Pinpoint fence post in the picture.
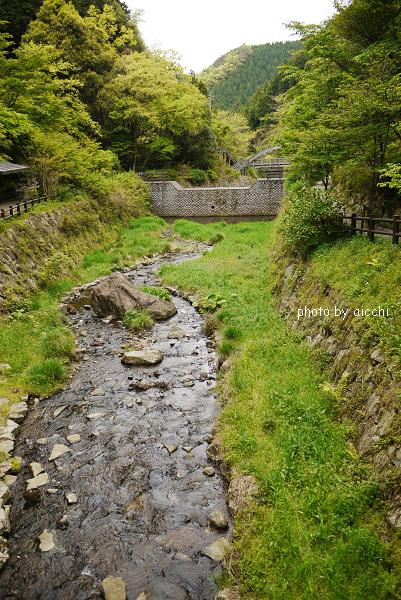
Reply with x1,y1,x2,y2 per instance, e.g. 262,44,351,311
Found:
392,215,400,245
0,209,4,219
9,205,13,217
17,203,21,216
24,201,28,212
368,216,375,241
351,213,357,236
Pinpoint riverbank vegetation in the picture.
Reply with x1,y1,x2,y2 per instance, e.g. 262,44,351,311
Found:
0,215,167,404
161,219,401,599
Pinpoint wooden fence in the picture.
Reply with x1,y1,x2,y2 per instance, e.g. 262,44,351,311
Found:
345,213,401,244
0,195,51,220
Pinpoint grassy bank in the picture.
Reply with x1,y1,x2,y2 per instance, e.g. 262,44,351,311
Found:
0,216,168,410
160,220,401,599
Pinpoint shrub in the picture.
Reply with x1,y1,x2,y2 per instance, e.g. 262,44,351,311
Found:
141,286,172,301
122,309,154,332
188,168,209,185
280,187,348,257
28,358,66,394
224,325,242,341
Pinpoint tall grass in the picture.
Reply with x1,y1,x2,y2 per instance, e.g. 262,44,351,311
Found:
160,220,401,599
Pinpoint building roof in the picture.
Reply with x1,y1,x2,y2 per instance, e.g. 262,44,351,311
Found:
0,161,30,175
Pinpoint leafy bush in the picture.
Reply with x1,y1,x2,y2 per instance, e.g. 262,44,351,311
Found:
122,309,154,332
193,292,227,313
188,168,209,185
141,286,172,301
280,187,348,257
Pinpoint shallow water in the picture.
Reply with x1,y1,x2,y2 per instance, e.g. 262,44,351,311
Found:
0,247,229,599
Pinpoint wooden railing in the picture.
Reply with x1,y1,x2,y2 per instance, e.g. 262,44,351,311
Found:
0,195,52,220
344,213,401,244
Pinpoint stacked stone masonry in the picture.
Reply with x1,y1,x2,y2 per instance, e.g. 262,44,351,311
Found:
150,178,284,218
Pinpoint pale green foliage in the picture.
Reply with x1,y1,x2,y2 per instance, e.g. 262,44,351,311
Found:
122,309,154,332
212,109,252,158
99,52,210,169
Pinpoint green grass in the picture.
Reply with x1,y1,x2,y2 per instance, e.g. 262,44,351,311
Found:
0,216,167,409
160,219,401,599
173,218,226,244
140,286,172,301
304,236,401,359
122,309,154,332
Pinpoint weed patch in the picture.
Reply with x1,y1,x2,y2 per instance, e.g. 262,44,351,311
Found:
122,309,154,332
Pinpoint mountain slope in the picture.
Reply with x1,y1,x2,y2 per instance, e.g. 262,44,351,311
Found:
200,41,300,110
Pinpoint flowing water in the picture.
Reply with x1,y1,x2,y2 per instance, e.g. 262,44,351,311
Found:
0,245,230,599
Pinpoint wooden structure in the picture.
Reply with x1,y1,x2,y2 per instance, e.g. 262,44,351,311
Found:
345,213,401,244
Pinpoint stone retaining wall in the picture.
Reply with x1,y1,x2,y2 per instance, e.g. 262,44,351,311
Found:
149,179,283,218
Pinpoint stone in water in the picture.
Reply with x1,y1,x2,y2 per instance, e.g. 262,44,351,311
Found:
49,444,70,461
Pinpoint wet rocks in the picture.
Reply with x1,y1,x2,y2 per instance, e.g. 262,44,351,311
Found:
38,530,55,552
29,462,44,477
208,510,228,530
203,466,216,477
66,493,77,505
122,349,164,366
66,434,81,444
49,444,70,461
0,507,10,536
101,575,126,600
8,401,28,423
91,272,177,321
26,472,49,491
202,537,230,562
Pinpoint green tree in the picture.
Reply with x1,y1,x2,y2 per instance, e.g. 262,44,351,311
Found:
98,52,212,170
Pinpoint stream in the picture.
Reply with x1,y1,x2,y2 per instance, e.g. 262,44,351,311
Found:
0,245,230,600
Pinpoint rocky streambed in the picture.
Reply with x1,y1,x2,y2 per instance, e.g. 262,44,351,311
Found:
0,245,232,600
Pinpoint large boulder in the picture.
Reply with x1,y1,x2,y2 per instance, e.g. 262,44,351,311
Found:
90,273,177,321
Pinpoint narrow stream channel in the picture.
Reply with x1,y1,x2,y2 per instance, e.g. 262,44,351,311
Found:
0,246,230,599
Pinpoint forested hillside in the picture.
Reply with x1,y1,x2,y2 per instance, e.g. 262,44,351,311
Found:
200,41,300,111
251,0,401,215
0,0,254,198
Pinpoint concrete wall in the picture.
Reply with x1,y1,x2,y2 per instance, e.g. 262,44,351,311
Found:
149,178,283,218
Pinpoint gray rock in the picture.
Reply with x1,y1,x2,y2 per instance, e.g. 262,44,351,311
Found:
91,387,105,397
101,575,126,600
49,444,70,461
370,348,385,364
202,537,230,561
26,472,49,491
91,272,177,321
0,482,10,504
203,466,216,477
122,349,164,366
29,462,44,477
0,507,10,536
38,529,55,552
66,434,81,444
208,509,228,530
53,405,67,417
8,401,28,423
228,474,259,516
0,440,13,454
0,538,9,569
66,492,78,504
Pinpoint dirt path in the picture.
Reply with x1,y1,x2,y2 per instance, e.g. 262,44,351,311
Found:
0,246,230,599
